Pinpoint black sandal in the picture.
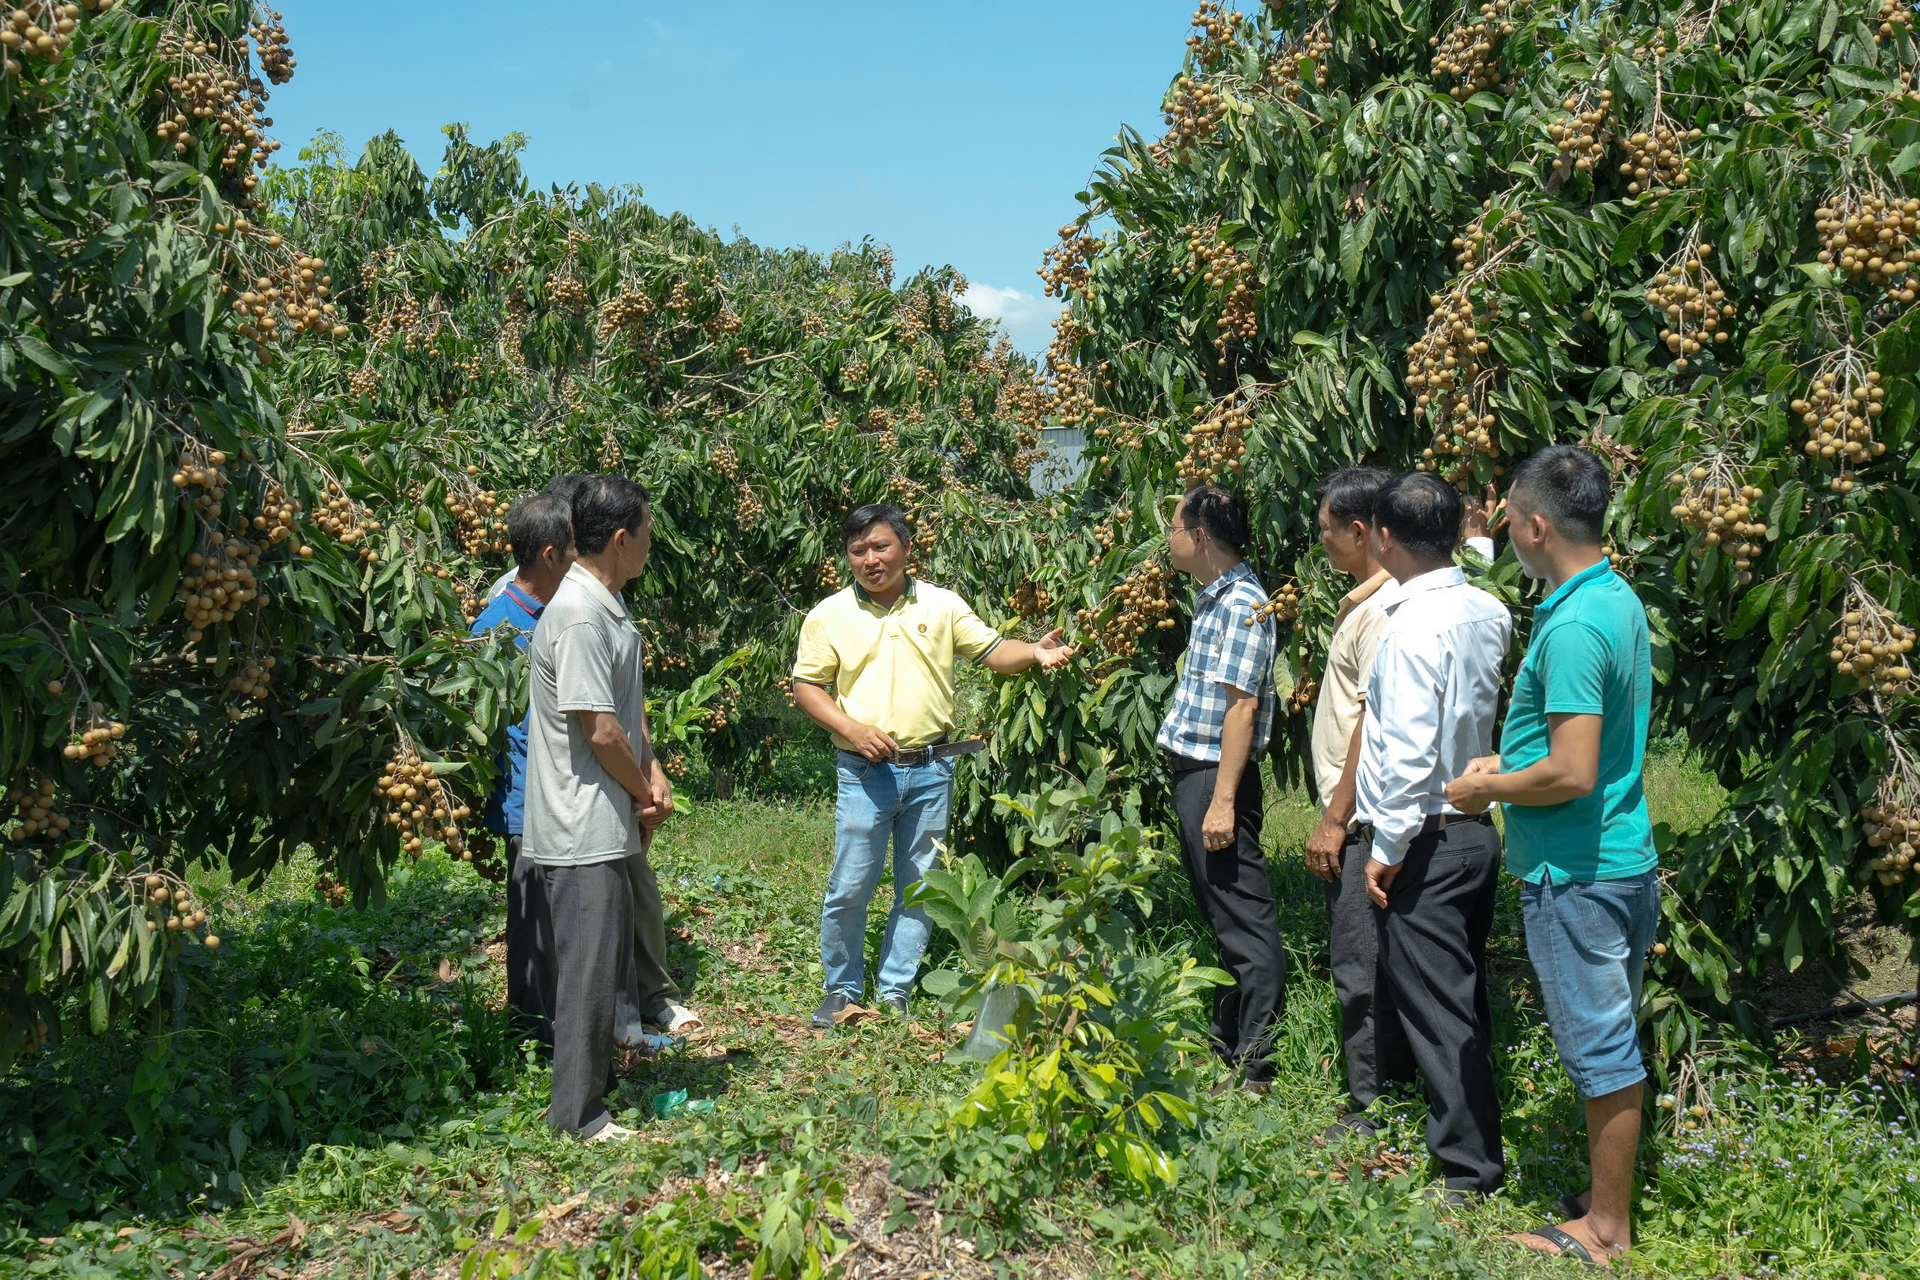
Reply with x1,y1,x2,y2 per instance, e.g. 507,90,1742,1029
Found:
1521,1224,1597,1265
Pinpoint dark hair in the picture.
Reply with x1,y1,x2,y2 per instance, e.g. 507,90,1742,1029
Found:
1177,485,1250,553
546,473,596,506
1372,472,1462,562
1316,466,1394,529
843,503,910,549
506,492,573,569
571,475,651,556
1511,445,1610,545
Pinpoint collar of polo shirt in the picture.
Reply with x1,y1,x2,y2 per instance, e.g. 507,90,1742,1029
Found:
563,561,629,619
852,575,918,608
1532,558,1611,620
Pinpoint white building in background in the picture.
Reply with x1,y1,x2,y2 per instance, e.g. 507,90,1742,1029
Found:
1031,425,1088,494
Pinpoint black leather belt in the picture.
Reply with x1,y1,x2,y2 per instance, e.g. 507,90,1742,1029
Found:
888,739,985,767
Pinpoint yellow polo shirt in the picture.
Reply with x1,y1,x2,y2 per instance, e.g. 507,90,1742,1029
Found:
792,578,1002,751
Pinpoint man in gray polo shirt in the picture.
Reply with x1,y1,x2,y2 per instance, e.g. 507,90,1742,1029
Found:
522,474,669,1142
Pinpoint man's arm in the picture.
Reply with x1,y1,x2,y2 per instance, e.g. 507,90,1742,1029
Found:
792,679,899,762
1201,686,1257,851
574,710,655,808
980,628,1076,675
1306,712,1366,880
634,703,673,833
1447,713,1600,813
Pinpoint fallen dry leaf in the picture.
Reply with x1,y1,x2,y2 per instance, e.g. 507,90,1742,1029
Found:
833,1003,877,1027
546,1191,590,1221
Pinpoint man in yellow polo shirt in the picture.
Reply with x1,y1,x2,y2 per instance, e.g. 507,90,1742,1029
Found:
794,503,1074,1027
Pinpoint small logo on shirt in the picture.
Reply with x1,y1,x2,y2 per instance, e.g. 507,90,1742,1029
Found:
917,623,927,633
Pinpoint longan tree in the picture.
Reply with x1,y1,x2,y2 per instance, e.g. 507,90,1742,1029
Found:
0,1,1041,1062
962,0,1920,1047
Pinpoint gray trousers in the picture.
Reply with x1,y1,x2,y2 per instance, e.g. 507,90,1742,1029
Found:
504,837,553,1050
1327,827,1413,1108
614,842,682,1038
538,858,631,1137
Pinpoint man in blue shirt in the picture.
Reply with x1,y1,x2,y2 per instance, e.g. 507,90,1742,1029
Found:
1447,446,1656,1267
470,491,575,1043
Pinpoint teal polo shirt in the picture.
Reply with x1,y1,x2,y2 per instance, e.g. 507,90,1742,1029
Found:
1500,560,1656,884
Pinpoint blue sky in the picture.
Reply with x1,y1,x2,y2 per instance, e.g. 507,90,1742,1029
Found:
265,2,1198,351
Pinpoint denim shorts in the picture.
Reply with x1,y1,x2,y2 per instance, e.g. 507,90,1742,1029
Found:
1520,869,1661,1099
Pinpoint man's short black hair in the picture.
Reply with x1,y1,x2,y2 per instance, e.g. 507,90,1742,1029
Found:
571,475,651,556
1177,485,1250,553
1372,472,1462,562
1316,466,1394,529
1511,445,1610,546
506,491,573,569
546,473,596,506
843,503,910,549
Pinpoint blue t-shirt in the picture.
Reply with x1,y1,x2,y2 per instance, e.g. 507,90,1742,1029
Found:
1500,561,1656,884
469,582,543,836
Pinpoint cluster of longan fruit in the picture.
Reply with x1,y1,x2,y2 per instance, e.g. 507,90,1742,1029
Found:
1815,191,1919,303
153,29,282,193
1089,508,1133,567
547,274,589,311
699,687,743,731
1795,358,1887,481
248,9,292,82
380,748,470,859
1620,119,1697,197
1649,240,1734,370
63,712,125,765
314,485,381,557
1010,577,1055,620
1076,561,1175,658
140,872,214,946
447,484,508,558
172,446,232,518
597,291,654,343
1185,1,1245,65
1262,22,1331,100
1181,226,1257,360
178,537,268,639
1877,0,1912,41
1178,402,1252,486
1549,88,1611,179
704,306,744,342
1863,789,1920,884
1830,601,1915,696
1248,581,1302,626
2,2,110,76
1038,224,1097,300
314,870,348,908
1160,75,1228,160
1669,467,1767,586
1449,200,1528,271
711,442,740,480
224,654,275,714
665,279,695,316
1430,1,1516,99
367,292,425,351
735,483,764,528
1408,287,1500,476
7,776,69,841
249,478,302,549
800,313,828,339
1287,675,1320,714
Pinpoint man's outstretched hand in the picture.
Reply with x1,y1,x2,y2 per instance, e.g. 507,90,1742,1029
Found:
1463,482,1505,543
1034,628,1077,673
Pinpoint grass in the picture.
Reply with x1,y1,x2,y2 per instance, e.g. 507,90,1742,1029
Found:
3,746,1916,1279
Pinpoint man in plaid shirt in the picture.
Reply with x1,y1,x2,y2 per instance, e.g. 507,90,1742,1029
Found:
1158,485,1284,1092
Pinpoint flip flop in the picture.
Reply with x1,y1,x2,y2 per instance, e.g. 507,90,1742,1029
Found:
661,1003,703,1035
1519,1224,1598,1266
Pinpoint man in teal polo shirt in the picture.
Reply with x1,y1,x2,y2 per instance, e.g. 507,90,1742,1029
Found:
1446,445,1655,1268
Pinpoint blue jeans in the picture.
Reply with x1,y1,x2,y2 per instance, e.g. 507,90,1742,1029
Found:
820,751,955,1001
1521,869,1661,1099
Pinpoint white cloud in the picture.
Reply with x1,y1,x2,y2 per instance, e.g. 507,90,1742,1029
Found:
960,283,1060,356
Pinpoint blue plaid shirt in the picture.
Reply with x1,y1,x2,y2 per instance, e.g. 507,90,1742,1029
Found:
1156,561,1278,763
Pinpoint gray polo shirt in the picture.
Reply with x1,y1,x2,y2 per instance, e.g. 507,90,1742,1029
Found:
522,562,646,866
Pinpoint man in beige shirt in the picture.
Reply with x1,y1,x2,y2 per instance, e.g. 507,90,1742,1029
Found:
1304,467,1411,1139
1309,472,1501,1140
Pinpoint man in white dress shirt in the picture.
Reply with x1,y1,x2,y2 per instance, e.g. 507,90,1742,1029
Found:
1354,471,1514,1201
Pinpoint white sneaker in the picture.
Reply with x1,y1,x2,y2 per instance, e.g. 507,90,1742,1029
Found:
584,1121,640,1143
661,1003,703,1034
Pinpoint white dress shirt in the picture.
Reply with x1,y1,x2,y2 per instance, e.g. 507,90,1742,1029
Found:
1355,565,1513,866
